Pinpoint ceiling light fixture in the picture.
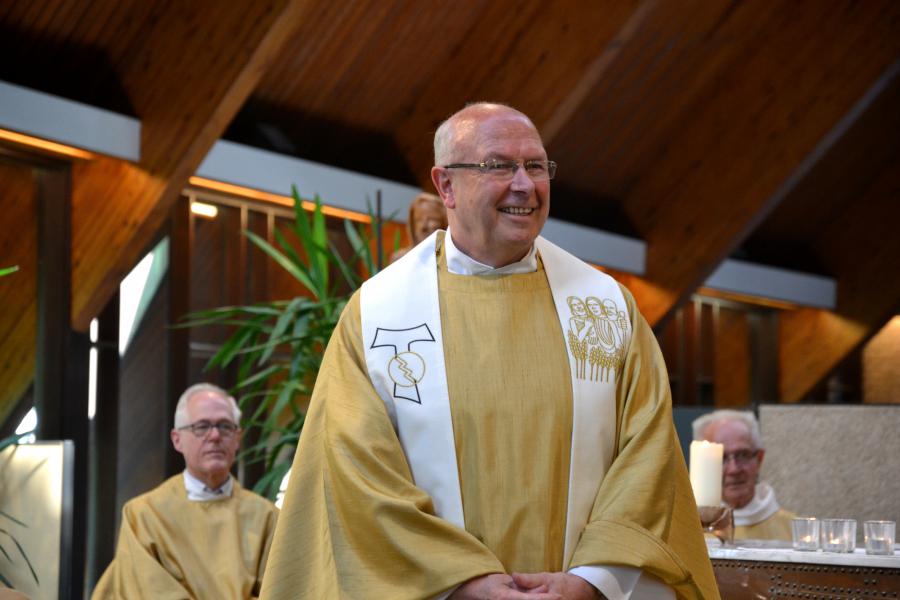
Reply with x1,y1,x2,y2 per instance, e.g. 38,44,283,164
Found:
190,201,219,219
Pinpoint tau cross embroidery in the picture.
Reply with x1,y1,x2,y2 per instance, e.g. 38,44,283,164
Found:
370,324,435,403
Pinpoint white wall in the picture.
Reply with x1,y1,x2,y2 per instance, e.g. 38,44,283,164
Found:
760,405,900,541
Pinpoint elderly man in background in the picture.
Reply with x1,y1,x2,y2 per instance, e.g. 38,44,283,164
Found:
93,383,278,599
693,409,795,540
261,103,719,600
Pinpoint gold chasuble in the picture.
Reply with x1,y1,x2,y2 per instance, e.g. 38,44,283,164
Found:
260,239,719,600
735,508,796,541
92,475,278,600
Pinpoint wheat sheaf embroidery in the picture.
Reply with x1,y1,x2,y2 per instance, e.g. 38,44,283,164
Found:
566,296,627,382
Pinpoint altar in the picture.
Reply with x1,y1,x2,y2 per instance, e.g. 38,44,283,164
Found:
708,540,900,599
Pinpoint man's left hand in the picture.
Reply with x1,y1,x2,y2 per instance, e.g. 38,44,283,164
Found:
511,572,604,599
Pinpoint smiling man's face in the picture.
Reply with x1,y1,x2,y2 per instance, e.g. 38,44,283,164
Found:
171,390,241,488
432,106,550,267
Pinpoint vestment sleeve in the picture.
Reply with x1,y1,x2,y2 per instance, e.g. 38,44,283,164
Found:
568,286,720,600
259,293,504,600
90,501,192,600
569,565,675,600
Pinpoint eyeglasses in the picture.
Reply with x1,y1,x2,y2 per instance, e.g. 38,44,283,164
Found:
178,420,240,438
443,159,557,181
723,449,760,466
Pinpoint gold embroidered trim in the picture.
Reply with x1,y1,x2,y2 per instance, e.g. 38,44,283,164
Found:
566,296,627,382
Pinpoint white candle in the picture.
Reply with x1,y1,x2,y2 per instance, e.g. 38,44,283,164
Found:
690,440,723,506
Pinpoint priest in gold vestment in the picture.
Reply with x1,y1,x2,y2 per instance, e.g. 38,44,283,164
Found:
92,384,278,599
260,104,719,600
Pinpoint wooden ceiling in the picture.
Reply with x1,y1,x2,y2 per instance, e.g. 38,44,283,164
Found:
1,0,899,422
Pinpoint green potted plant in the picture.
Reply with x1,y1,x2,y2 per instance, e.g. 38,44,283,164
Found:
182,188,387,500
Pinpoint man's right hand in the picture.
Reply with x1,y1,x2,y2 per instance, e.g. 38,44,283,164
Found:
449,573,562,600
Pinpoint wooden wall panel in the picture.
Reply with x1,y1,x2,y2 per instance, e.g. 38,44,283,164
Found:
714,307,751,408
0,161,37,425
862,317,900,404
246,210,270,305
189,204,243,347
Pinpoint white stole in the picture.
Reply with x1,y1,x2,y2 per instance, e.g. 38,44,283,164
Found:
360,230,631,567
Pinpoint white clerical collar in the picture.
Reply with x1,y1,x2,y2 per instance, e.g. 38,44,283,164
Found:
183,470,234,502
444,229,538,275
733,481,780,526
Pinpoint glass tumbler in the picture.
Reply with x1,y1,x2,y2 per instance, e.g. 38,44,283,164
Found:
820,519,856,553
864,521,895,555
792,517,820,551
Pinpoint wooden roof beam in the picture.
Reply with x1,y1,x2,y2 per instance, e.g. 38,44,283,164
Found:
622,2,900,328
540,0,658,147
391,1,639,189
70,0,310,331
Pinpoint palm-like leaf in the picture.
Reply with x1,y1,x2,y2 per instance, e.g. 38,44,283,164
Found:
181,189,388,499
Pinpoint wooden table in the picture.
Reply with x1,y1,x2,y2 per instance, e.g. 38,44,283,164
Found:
708,541,900,599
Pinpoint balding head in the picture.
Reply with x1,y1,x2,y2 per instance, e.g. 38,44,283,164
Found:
433,103,540,166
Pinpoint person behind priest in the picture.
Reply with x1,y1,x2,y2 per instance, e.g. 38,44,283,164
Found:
92,383,278,599
259,103,719,600
693,409,795,541
390,192,449,263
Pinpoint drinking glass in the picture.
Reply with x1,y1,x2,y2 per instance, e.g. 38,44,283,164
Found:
864,520,895,555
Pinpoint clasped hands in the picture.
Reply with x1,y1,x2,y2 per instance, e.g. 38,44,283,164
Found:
449,572,603,600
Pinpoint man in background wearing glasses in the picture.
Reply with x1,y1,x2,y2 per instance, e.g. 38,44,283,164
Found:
92,383,278,599
693,410,795,541
262,103,718,600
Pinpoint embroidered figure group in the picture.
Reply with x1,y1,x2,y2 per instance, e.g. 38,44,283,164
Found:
566,296,627,382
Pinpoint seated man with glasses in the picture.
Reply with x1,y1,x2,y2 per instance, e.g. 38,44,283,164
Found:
261,103,718,600
93,383,278,599
693,410,795,541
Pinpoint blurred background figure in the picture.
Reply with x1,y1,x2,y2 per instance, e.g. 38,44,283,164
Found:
390,192,448,263
92,383,278,599
693,410,796,541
